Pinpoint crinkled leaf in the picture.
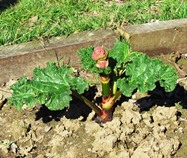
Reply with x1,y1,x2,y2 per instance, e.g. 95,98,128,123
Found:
116,78,137,97
158,65,178,92
70,77,89,94
109,39,131,64
109,40,141,75
117,54,178,97
9,77,37,109
33,62,73,86
9,62,89,110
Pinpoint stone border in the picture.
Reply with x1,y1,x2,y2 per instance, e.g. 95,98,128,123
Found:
0,19,187,84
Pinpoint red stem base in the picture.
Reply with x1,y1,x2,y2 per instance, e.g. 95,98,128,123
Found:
95,108,114,123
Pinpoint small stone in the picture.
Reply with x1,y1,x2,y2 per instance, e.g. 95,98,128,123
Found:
10,142,18,153
87,111,95,121
160,126,166,133
44,126,52,133
59,130,69,138
178,127,184,133
78,116,84,121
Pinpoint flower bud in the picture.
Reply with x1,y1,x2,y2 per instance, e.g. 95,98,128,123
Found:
92,47,108,61
96,60,109,69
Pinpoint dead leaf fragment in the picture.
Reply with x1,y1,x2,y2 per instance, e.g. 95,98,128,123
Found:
28,16,39,27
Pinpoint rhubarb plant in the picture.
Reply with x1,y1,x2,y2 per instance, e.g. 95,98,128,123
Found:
9,40,178,123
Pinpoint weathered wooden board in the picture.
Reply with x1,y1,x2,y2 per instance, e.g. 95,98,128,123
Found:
0,29,118,84
118,18,187,56
0,19,187,85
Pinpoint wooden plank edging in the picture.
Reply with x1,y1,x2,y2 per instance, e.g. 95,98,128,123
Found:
118,18,187,56
0,18,187,84
0,29,118,84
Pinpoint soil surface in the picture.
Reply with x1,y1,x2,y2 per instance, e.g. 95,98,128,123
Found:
0,52,187,158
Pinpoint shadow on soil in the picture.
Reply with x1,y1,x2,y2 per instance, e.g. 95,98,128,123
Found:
35,86,97,123
137,83,187,111
0,0,18,12
34,83,187,123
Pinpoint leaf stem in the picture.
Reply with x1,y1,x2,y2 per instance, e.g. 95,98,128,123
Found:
113,90,122,102
100,75,110,97
112,81,117,95
101,90,121,110
72,91,102,116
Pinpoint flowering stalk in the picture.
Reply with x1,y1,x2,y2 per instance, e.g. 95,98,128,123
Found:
100,76,110,97
92,47,118,122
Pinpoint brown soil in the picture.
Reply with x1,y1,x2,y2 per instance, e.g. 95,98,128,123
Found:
0,52,186,158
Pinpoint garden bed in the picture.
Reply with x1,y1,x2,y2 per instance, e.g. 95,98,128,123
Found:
0,19,187,157
0,73,187,158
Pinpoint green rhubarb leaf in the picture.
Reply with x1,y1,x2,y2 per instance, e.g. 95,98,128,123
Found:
116,78,137,97
158,65,178,92
109,39,141,75
70,77,89,94
109,39,131,64
9,77,37,110
9,62,89,110
77,46,95,72
117,54,178,97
